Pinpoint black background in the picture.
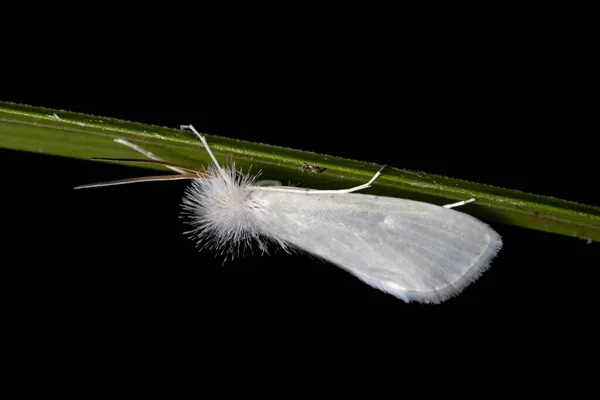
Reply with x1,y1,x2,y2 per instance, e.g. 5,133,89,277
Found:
2,29,598,357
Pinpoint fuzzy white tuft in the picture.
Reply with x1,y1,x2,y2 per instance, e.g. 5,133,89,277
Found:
181,163,289,259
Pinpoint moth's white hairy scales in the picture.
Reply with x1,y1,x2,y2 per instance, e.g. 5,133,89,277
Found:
181,164,290,258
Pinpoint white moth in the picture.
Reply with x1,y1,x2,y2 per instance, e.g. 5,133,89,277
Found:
76,125,502,304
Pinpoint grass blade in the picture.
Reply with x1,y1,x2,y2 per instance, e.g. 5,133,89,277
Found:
1,100,599,242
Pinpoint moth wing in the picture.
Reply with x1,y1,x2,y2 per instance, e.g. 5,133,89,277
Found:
252,190,502,303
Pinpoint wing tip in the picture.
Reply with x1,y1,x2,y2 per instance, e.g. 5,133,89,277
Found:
401,229,503,304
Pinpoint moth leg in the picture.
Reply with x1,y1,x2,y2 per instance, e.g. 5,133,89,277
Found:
180,124,222,171
258,164,387,195
443,198,476,209
114,139,188,174
333,164,387,194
